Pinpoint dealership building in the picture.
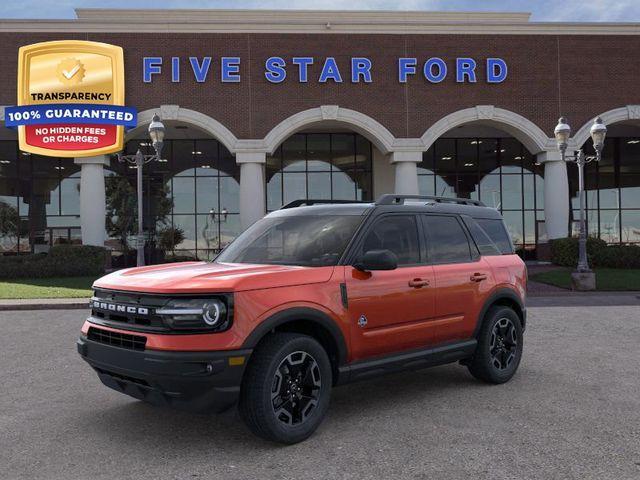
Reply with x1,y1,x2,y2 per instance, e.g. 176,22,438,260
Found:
0,8,639,261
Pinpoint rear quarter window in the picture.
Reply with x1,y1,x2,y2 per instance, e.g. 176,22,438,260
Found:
475,218,514,254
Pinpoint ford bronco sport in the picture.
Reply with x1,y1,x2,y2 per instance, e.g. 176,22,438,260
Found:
78,194,526,444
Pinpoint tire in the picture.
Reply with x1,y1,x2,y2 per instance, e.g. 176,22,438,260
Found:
467,306,523,384
239,333,332,444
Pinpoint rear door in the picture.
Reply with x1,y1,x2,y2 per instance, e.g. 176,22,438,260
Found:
422,214,493,344
345,214,436,360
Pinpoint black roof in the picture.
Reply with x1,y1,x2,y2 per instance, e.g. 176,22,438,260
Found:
270,195,503,220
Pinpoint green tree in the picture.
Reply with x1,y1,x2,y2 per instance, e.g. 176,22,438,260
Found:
105,176,173,252
0,201,21,250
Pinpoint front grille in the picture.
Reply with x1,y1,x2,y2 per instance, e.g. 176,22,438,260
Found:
90,289,169,332
88,327,147,351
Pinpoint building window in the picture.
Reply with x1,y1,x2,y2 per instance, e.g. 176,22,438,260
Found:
419,137,544,253
0,141,81,254
266,133,373,212
114,138,240,261
570,137,640,244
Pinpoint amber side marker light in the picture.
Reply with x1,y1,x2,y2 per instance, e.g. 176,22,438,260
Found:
228,356,246,366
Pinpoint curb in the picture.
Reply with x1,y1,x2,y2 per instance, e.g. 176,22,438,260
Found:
0,301,89,311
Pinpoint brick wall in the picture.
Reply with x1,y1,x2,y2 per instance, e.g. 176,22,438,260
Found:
0,32,638,140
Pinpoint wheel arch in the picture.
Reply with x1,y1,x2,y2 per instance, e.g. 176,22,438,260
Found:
242,307,348,383
473,288,526,338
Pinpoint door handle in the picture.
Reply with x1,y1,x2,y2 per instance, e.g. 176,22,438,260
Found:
408,278,430,288
470,273,488,282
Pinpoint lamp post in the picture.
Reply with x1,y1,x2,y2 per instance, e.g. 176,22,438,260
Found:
117,113,166,267
553,116,607,288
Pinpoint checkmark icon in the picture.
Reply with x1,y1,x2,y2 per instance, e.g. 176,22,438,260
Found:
62,64,80,79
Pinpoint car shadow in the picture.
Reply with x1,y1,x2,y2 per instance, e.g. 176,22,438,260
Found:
76,363,481,451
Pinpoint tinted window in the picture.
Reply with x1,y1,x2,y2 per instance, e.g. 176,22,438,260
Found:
462,217,502,256
216,215,362,266
360,215,420,265
476,218,514,254
423,215,472,263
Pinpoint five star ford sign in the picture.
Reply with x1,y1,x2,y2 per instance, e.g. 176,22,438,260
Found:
4,40,137,157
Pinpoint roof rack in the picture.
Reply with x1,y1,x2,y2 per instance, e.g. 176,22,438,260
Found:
280,199,368,209
376,194,485,207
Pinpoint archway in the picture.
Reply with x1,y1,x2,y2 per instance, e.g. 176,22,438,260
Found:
419,114,549,257
570,107,640,245
262,107,396,211
118,113,241,263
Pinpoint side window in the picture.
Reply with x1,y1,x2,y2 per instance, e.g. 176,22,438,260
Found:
476,218,514,254
360,215,420,265
462,216,502,256
422,215,472,264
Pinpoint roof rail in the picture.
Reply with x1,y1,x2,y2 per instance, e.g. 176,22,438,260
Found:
375,194,485,207
280,199,368,209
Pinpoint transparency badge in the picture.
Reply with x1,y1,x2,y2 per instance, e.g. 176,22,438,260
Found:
5,40,137,157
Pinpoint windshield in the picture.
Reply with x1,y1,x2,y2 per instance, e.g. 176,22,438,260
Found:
215,215,363,267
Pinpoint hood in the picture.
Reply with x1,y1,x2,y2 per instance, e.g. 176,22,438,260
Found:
93,261,335,294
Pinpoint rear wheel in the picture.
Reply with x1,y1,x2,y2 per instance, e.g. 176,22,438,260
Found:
239,333,332,444
467,306,523,384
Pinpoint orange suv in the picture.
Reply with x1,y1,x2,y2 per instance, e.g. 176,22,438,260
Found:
78,194,527,444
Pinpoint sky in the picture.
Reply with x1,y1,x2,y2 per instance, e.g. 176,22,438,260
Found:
1,0,639,22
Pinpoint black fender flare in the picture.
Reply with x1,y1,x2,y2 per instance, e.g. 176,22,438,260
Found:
242,307,349,366
473,288,526,337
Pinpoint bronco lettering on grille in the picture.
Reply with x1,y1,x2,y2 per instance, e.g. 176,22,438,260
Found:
90,300,149,316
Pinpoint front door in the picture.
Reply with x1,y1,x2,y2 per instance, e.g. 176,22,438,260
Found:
346,214,436,360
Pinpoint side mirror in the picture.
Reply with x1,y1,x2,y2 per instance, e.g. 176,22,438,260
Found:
354,249,398,271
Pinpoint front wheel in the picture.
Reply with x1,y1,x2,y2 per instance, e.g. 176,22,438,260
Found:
467,306,523,384
239,333,332,444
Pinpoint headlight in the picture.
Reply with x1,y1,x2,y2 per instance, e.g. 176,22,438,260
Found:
156,297,231,331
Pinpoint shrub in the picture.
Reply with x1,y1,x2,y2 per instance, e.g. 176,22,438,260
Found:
550,237,640,268
0,245,107,279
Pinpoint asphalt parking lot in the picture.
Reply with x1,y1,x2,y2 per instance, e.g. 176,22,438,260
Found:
1,302,639,480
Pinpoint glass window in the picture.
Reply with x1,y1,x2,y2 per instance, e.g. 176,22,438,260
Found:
434,139,456,176
172,177,195,214
282,135,305,172
266,133,373,211
476,218,514,254
361,215,420,265
621,210,640,243
217,214,363,266
307,134,331,171
462,217,501,256
423,215,472,263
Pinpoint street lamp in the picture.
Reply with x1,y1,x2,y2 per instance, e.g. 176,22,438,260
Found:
117,113,166,267
553,116,607,286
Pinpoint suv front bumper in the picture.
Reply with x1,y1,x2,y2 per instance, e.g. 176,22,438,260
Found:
77,335,251,413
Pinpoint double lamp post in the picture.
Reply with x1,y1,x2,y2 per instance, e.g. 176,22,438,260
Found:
117,114,166,267
553,116,607,289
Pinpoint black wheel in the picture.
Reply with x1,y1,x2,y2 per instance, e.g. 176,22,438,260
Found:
467,306,523,384
239,333,332,444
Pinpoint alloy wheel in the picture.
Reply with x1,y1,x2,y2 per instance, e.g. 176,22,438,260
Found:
490,317,518,370
271,351,322,426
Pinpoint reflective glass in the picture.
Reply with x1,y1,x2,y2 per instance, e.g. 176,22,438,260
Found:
599,210,620,243
307,134,331,171
621,210,640,243
196,177,219,214
172,177,195,214
502,211,524,246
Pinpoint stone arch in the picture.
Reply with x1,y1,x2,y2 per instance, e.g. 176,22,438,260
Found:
420,105,553,154
127,105,239,153
263,105,396,155
572,105,640,148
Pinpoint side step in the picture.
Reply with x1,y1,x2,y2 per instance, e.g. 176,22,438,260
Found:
336,339,477,385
